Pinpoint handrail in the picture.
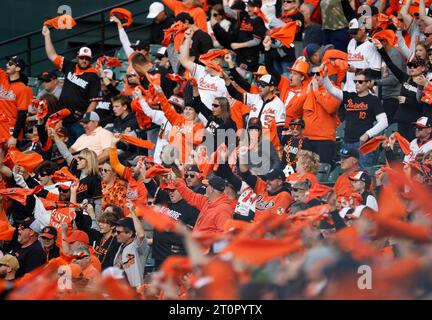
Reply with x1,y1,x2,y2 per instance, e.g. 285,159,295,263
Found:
0,0,152,76
0,0,142,46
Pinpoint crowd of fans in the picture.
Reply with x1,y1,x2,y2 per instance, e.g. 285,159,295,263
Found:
1,0,432,300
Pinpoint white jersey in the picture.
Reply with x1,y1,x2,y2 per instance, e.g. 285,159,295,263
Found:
344,39,381,93
191,64,228,110
404,138,432,163
244,93,286,129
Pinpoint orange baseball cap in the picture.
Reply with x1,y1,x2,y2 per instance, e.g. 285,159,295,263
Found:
64,230,89,245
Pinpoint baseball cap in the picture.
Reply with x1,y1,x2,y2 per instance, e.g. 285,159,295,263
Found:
156,47,168,58
208,176,226,192
245,0,262,7
40,226,58,239
114,217,136,233
147,2,165,19
263,168,286,181
38,70,58,82
77,47,92,58
340,147,360,160
257,74,276,87
413,116,432,128
185,164,202,174
349,170,371,187
5,56,26,71
247,117,262,130
130,40,150,51
80,111,100,123
64,230,90,244
16,217,36,230
288,118,305,128
168,95,185,110
102,69,114,80
0,254,19,271
348,18,360,31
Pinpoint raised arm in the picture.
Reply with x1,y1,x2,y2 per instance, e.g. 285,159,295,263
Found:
400,0,414,27
322,65,344,101
225,53,252,92
127,201,146,246
373,39,408,83
42,26,58,62
178,28,196,73
419,0,432,26
109,135,127,177
111,16,134,57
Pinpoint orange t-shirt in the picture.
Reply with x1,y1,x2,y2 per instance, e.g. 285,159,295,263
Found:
253,178,292,222
0,69,33,140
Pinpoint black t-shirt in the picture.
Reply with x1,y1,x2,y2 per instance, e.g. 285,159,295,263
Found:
236,12,267,65
12,240,47,278
58,58,102,121
93,234,121,270
69,159,102,203
45,245,60,261
152,199,199,266
150,15,176,45
340,92,384,143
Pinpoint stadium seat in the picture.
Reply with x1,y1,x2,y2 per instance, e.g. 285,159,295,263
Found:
327,166,342,184
115,48,128,61
27,77,40,96
336,122,345,140
384,123,398,137
317,163,332,183
149,44,162,61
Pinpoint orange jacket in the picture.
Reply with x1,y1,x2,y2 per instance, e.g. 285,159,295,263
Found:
286,86,341,141
334,172,355,196
159,92,204,163
176,179,233,235
253,178,292,221
162,0,208,32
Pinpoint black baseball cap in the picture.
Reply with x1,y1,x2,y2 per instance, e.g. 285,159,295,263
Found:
15,217,35,229
245,0,262,7
114,217,135,233
208,176,226,192
5,56,26,71
130,40,150,51
288,118,305,128
247,117,262,130
263,168,286,181
340,147,360,160
40,226,58,239
185,164,202,174
38,70,58,82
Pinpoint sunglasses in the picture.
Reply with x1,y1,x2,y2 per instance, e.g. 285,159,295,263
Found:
99,168,111,174
212,103,221,108
166,189,176,193
292,187,306,192
74,255,89,260
425,33,432,37
311,72,320,77
78,56,91,61
354,79,368,84
212,13,220,17
114,230,128,235
257,82,269,88
39,172,50,177
416,126,427,130
284,0,295,3
185,173,197,178
18,225,29,230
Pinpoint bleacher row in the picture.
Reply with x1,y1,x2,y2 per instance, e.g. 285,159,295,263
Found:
27,45,401,186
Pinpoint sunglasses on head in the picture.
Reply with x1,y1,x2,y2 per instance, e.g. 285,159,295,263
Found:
78,56,91,61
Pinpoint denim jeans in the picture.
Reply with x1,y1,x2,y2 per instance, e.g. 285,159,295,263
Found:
273,60,294,77
342,141,376,169
323,28,350,52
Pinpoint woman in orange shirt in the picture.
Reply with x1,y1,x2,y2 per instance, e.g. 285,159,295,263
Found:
150,85,204,164
162,0,208,32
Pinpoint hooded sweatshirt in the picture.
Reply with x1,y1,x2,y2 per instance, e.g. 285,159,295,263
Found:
176,179,233,235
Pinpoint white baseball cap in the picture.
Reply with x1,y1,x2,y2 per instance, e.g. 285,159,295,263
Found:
77,47,92,58
156,46,168,56
102,69,114,80
414,116,431,128
81,111,100,123
348,18,359,30
147,2,165,19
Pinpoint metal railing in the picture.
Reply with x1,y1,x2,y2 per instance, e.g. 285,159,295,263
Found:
0,0,152,76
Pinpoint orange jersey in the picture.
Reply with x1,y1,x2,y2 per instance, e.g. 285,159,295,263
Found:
159,93,204,163
253,178,292,222
0,69,32,140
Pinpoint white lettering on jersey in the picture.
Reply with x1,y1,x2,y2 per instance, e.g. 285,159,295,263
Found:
67,72,89,89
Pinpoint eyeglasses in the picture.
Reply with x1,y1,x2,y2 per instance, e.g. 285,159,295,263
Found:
99,168,111,174
78,56,91,61
212,103,221,108
185,173,197,178
354,79,367,84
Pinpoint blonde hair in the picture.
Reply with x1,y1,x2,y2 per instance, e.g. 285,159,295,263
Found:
79,149,99,176
297,150,320,174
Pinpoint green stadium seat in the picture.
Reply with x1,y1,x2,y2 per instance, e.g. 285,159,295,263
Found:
27,77,40,96
327,166,342,184
384,123,398,137
317,163,332,183
336,122,345,140
115,48,128,61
